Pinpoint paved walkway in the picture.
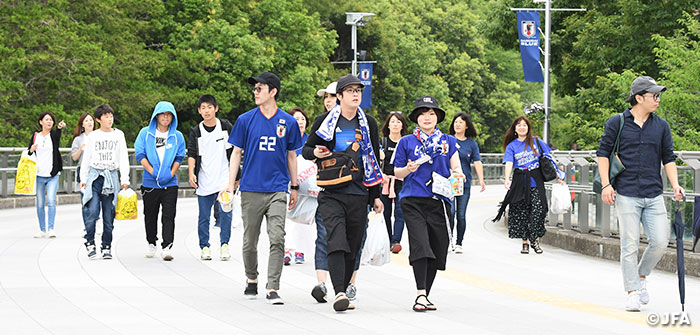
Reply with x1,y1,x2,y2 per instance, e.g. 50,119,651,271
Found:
1,186,698,334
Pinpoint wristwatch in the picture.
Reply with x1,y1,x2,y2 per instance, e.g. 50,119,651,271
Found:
290,184,300,191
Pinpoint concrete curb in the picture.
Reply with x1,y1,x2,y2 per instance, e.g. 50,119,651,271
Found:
540,225,700,278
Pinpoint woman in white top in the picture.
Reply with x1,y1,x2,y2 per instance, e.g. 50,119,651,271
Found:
71,113,95,185
28,112,66,238
71,113,96,226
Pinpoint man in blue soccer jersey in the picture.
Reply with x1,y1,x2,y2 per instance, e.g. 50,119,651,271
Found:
224,72,302,305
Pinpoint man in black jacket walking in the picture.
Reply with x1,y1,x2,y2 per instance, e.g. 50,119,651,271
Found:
302,74,384,312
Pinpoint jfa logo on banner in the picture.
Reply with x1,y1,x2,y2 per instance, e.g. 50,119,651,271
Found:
360,69,371,80
521,21,536,38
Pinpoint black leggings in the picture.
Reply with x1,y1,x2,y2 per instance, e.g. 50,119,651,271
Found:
328,251,356,295
412,257,439,295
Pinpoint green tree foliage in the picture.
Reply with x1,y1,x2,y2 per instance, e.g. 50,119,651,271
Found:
320,0,539,151
1,0,697,155
0,0,337,147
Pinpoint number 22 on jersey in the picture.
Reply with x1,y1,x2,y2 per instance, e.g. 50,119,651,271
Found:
259,136,276,151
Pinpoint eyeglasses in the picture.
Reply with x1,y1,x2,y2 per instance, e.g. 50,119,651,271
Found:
389,111,402,115
643,92,662,101
251,87,266,94
343,88,363,94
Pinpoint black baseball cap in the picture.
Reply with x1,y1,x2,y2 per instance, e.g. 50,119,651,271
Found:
247,72,281,94
336,74,364,94
626,76,666,103
409,96,445,123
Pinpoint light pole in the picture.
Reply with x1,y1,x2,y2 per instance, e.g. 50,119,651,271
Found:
511,1,585,143
345,12,375,76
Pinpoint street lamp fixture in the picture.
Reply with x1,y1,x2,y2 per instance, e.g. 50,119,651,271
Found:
346,12,375,75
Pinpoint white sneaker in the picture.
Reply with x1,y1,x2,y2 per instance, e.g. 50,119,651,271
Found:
625,291,641,312
639,277,649,305
454,245,463,254
33,231,46,238
161,245,173,261
145,244,156,258
201,246,212,260
47,230,56,238
220,244,230,261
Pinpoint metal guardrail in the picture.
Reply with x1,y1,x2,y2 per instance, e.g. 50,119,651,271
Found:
1,148,697,248
0,147,190,197
467,151,697,248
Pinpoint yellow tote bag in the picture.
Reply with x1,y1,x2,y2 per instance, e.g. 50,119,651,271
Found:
115,188,138,220
14,150,38,195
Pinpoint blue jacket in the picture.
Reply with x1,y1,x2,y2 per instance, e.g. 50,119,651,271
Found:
134,101,186,188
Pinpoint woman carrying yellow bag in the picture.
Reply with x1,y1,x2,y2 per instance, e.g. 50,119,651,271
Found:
28,112,65,238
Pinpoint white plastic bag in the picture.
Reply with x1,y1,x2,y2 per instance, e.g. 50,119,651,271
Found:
550,183,572,214
295,158,320,197
360,211,391,266
286,195,317,225
231,191,242,228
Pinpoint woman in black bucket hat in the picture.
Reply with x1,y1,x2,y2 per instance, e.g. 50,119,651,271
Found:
393,96,464,312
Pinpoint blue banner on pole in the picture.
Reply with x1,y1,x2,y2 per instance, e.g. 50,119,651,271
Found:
517,11,544,82
358,63,373,110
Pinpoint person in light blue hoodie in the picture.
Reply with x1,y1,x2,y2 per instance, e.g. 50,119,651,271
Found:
134,101,186,261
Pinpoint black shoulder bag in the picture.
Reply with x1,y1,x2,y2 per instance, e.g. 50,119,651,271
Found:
315,129,363,190
593,113,625,194
536,138,558,182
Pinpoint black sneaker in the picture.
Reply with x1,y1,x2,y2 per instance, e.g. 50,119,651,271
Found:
102,247,112,260
311,283,327,303
244,282,258,299
86,244,97,259
266,291,284,305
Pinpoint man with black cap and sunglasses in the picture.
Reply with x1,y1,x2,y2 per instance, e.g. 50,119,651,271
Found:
223,71,303,305
302,74,384,312
596,76,684,312
393,96,463,312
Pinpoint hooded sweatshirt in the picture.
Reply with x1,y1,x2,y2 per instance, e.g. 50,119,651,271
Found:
134,101,186,188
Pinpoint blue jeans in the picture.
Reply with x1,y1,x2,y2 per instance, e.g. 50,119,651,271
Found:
616,194,670,291
315,206,367,271
36,175,59,232
83,176,115,248
380,194,405,244
451,182,472,245
197,193,232,248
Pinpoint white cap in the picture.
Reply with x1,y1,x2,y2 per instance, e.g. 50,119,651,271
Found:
316,82,338,97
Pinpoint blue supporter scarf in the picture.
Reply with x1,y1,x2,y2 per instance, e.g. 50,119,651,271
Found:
316,105,383,187
413,127,449,163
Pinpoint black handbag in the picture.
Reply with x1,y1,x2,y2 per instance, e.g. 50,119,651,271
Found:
315,130,363,190
536,138,558,182
593,113,625,194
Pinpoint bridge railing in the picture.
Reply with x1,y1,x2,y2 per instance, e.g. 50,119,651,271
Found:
0,147,191,197
1,148,697,249
452,151,697,249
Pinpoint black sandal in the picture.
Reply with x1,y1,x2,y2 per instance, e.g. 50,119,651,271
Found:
532,241,543,254
521,242,529,254
413,294,428,312
425,296,437,311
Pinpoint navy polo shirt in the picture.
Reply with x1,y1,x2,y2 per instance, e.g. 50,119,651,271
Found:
596,108,676,198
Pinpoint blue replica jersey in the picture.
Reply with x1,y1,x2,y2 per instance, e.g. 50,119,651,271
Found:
393,133,457,201
229,107,303,193
333,115,358,152
454,137,481,183
503,139,551,187
296,133,308,156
